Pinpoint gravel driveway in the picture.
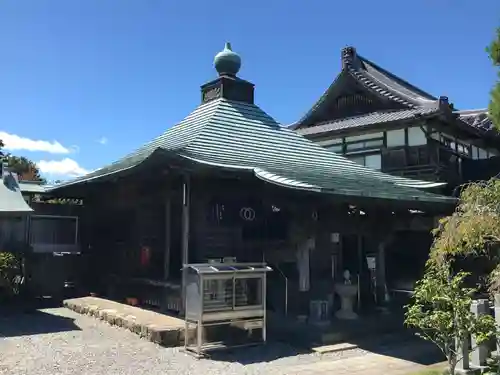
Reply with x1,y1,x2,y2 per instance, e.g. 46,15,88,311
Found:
0,308,369,375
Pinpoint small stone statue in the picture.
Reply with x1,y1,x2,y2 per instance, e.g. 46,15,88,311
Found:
343,269,352,285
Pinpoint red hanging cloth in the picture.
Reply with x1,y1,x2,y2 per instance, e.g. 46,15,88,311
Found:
140,246,151,267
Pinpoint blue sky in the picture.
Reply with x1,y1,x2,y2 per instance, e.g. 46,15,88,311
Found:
0,0,499,180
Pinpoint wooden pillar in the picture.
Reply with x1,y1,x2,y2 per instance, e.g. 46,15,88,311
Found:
376,240,388,306
181,175,191,266
163,196,171,280
357,234,363,310
180,174,191,315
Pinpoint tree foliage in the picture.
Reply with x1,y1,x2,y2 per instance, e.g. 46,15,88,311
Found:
430,179,500,266
0,252,21,297
405,264,496,375
428,178,500,295
4,155,46,183
488,27,500,129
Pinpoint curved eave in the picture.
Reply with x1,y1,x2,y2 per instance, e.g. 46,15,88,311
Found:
178,154,453,205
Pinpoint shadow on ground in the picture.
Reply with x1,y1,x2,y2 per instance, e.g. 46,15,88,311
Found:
0,307,80,338
205,341,310,365
203,311,444,365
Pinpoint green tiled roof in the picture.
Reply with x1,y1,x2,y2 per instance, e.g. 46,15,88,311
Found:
0,172,33,213
50,98,454,205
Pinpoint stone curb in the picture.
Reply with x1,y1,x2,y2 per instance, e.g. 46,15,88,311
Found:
63,298,183,347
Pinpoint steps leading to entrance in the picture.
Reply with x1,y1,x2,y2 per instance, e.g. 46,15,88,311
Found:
268,310,410,348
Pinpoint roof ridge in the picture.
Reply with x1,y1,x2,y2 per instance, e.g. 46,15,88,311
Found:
455,108,489,115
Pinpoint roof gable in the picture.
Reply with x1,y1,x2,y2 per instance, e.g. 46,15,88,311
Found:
293,46,441,129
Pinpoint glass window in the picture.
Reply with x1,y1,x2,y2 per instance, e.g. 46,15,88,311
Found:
471,146,479,160
386,129,406,147
478,148,488,159
345,138,383,151
365,154,381,170
347,156,365,165
326,144,343,153
407,127,427,146
346,154,381,170
345,132,384,142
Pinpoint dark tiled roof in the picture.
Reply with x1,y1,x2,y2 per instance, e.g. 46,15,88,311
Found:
294,47,440,129
49,98,453,205
351,51,438,108
293,47,499,142
456,109,494,132
296,107,440,136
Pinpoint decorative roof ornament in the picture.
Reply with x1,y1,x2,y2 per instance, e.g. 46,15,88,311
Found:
214,42,241,76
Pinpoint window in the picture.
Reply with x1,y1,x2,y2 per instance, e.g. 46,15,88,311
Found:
386,129,406,147
471,146,479,160
478,148,488,159
347,154,381,170
456,143,470,156
365,154,382,170
326,144,343,153
440,134,470,156
345,132,383,142
345,138,383,152
408,127,427,147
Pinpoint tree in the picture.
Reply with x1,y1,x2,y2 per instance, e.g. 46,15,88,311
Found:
4,155,46,183
428,178,500,290
488,27,500,129
0,252,21,299
405,264,496,375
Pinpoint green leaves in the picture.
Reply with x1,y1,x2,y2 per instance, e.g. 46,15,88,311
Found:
0,252,20,295
429,179,500,267
405,264,497,375
4,154,45,183
487,26,500,130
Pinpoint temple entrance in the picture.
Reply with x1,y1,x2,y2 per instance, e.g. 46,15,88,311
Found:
340,234,376,313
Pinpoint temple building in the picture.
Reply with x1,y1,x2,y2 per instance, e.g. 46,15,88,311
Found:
292,47,500,192
45,44,456,336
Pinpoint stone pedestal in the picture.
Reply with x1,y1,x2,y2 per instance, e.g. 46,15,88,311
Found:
335,283,358,320
470,299,489,368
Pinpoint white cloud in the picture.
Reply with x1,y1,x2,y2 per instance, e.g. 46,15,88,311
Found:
0,131,71,154
97,136,108,145
37,158,89,177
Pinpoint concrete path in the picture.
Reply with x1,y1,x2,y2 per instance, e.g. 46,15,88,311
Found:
281,348,439,375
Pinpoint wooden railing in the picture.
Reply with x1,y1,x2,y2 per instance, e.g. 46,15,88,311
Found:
383,163,459,183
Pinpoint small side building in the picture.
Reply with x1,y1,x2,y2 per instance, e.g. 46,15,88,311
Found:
16,178,82,298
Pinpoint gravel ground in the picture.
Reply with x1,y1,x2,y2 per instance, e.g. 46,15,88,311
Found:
0,308,369,375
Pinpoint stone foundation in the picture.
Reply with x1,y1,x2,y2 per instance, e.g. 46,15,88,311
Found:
63,297,185,347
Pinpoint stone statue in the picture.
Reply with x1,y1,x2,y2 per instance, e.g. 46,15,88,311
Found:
343,269,352,285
